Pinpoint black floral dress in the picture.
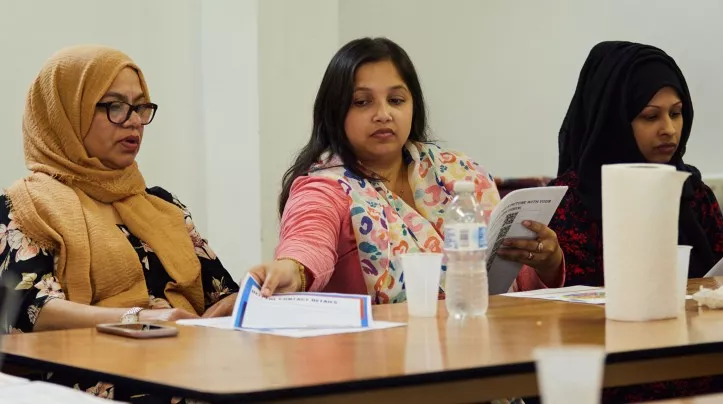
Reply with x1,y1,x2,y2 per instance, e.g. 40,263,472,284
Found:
547,171,723,403
0,187,239,402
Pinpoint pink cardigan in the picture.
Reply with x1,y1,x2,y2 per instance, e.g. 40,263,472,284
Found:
275,176,565,295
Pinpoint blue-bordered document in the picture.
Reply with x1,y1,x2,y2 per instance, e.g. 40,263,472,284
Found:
231,274,374,329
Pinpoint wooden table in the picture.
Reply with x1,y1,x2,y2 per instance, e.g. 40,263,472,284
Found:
3,278,723,403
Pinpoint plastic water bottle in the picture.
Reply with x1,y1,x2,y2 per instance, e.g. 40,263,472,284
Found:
443,180,489,319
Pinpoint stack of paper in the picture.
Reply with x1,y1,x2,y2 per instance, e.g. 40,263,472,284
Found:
502,286,607,305
502,285,692,305
178,275,405,338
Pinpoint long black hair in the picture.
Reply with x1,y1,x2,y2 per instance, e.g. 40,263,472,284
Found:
278,37,430,217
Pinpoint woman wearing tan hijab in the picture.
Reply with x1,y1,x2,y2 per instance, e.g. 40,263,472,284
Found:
0,45,239,340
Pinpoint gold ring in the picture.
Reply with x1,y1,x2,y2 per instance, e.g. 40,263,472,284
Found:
537,242,544,253
527,251,534,260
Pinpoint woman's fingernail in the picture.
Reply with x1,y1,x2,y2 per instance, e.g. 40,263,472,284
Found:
503,240,512,246
523,221,531,226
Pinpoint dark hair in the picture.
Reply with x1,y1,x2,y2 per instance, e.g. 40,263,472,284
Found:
278,37,429,217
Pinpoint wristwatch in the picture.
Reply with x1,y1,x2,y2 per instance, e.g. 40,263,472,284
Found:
120,307,144,324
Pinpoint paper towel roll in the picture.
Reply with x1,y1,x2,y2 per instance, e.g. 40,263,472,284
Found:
602,164,690,321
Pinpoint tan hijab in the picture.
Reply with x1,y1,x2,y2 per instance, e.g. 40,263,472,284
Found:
5,45,204,315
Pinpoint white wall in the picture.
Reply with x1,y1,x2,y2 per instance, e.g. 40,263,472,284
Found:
258,0,340,260
0,0,261,280
0,0,337,275
3,0,723,277
0,1,203,214
201,0,262,277
339,0,723,178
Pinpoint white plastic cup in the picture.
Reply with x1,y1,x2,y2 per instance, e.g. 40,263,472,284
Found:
401,253,443,317
677,245,692,314
534,345,606,404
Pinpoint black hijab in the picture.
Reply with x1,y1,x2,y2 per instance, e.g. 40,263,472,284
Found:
558,41,715,277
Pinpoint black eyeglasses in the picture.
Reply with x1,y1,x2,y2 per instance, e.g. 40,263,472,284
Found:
96,101,158,125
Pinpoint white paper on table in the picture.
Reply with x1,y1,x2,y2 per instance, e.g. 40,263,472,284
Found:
485,186,568,295
0,372,28,387
0,381,121,403
704,256,723,277
177,316,405,338
502,285,692,305
230,274,374,329
502,285,599,297
502,286,607,305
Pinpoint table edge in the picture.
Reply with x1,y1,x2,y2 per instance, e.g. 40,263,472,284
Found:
5,338,723,401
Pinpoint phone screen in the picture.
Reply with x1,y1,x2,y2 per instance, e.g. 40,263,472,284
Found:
112,324,166,331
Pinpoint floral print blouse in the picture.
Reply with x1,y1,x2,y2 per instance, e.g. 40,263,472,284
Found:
0,186,239,334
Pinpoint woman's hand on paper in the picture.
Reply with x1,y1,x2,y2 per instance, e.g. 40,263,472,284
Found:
496,220,563,284
248,259,302,297
202,293,238,318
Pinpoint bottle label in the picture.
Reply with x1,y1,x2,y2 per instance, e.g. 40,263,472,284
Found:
443,224,488,251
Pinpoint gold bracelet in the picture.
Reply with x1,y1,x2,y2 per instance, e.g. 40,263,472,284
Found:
277,257,306,292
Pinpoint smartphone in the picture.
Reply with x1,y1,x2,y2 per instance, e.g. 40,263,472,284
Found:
96,322,179,339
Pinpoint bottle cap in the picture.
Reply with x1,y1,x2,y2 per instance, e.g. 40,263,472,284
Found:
453,180,475,193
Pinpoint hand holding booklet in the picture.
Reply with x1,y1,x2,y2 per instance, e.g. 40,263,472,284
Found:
485,186,568,294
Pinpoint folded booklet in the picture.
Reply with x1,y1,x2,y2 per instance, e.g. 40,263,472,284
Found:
485,186,568,295
231,275,373,329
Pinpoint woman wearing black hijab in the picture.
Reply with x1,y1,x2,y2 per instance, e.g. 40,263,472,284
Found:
548,41,723,402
